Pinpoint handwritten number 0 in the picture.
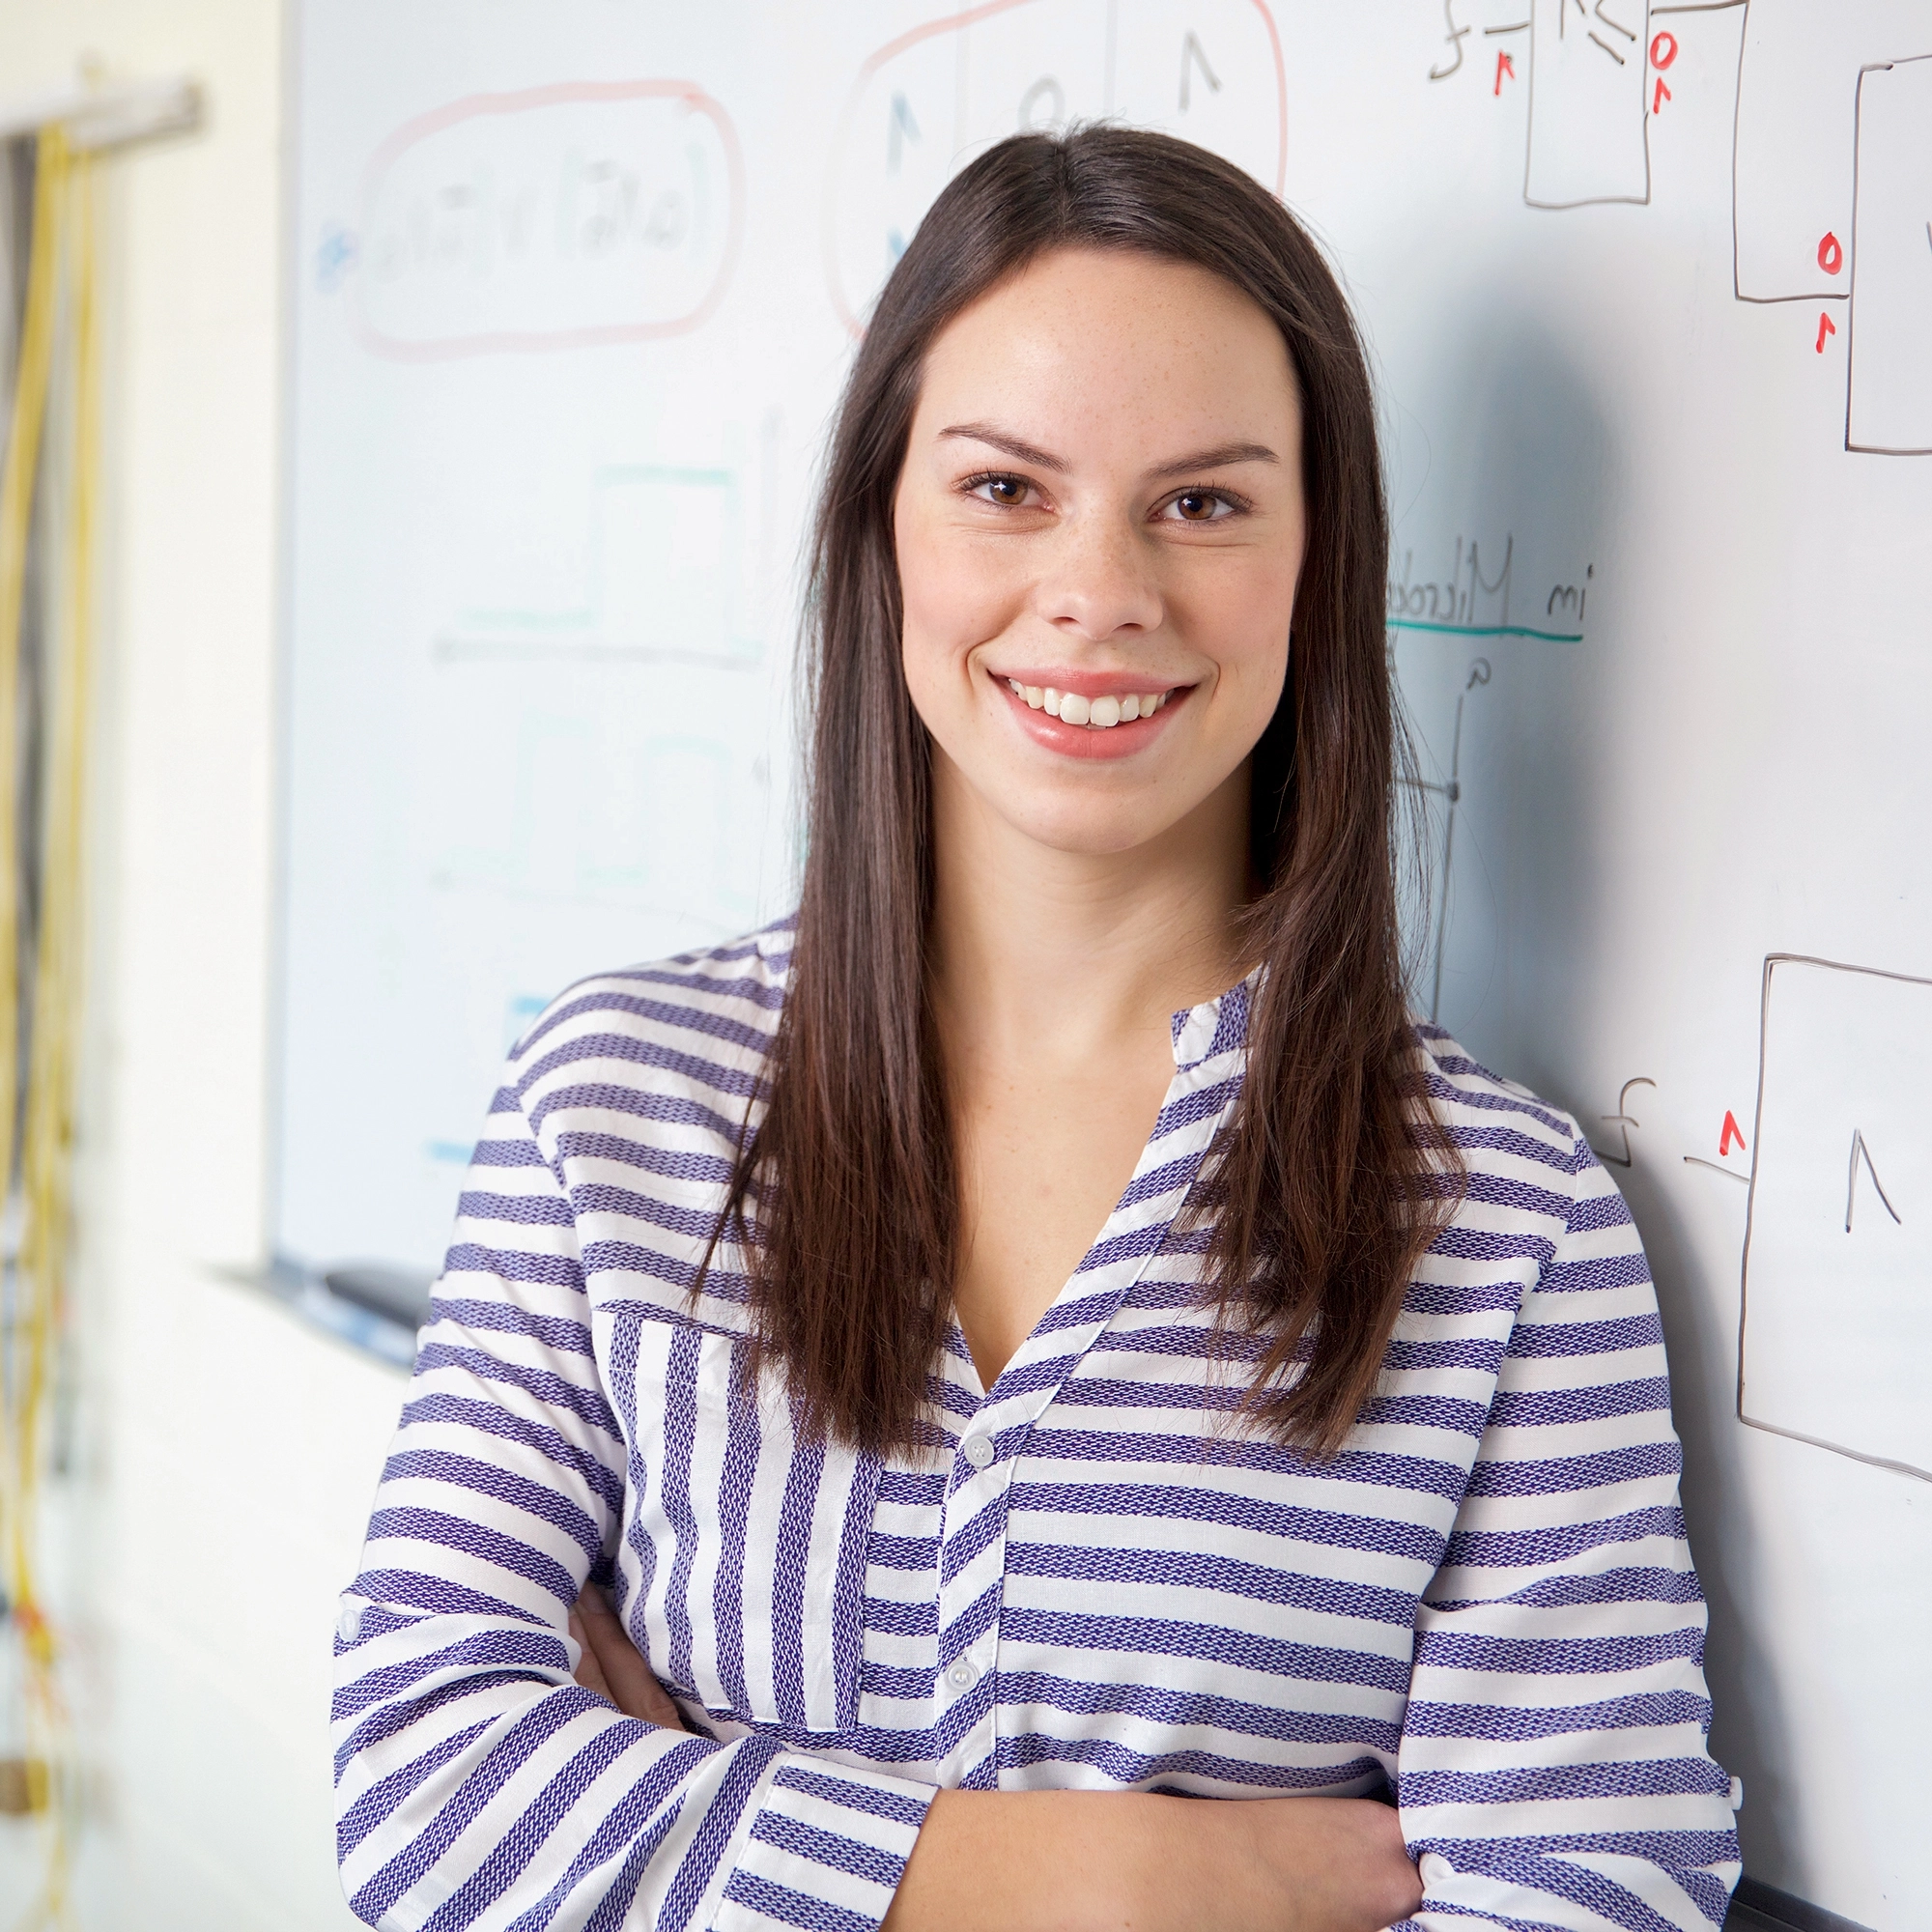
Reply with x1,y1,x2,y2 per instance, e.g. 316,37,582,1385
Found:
1648,32,1675,114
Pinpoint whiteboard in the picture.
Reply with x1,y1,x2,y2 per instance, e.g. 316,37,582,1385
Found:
282,3,1932,1922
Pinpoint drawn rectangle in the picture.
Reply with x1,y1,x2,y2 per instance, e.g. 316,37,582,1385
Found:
1847,56,1932,455
1732,0,1931,303
1524,0,1650,210
1741,955,1932,1481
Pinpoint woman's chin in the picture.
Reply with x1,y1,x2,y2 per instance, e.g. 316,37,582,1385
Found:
975,793,1197,863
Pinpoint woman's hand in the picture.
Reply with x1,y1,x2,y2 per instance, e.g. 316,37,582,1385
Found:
569,1584,686,1729
1231,1793,1422,1932
885,1787,1420,1932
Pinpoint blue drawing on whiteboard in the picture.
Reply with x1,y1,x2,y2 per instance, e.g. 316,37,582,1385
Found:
1388,534,1589,643
317,221,358,292
432,712,751,929
440,463,759,667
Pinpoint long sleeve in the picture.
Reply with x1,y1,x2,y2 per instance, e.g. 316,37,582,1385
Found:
331,1071,934,1931
1398,1138,1741,1932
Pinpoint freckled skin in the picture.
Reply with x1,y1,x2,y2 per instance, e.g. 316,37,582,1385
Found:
893,248,1308,1389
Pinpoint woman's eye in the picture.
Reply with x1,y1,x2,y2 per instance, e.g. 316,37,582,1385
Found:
970,474,1033,506
1164,490,1236,523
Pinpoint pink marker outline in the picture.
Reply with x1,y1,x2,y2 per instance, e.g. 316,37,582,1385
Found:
351,78,746,362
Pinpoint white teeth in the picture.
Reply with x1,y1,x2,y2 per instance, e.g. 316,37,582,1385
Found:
1008,682,1176,726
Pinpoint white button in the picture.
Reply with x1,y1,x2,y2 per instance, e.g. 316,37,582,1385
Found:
1729,1776,1744,1812
944,1658,978,1690
337,1601,362,1642
961,1435,994,1470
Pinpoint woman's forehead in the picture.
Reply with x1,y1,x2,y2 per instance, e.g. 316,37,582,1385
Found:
914,249,1299,450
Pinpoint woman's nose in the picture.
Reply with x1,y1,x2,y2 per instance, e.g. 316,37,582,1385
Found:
1034,510,1164,643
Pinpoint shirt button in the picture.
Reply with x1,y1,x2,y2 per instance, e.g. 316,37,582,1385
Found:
961,1435,994,1469
944,1658,978,1691
337,1601,362,1642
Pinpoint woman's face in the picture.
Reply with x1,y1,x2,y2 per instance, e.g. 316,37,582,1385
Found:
894,245,1306,861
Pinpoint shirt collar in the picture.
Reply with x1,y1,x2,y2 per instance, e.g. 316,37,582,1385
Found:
1169,965,1260,1070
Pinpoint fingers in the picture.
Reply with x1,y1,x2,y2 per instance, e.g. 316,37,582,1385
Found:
568,1605,616,1706
572,1585,686,1731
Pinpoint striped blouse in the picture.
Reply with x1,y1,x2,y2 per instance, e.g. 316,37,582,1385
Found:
332,920,1742,1932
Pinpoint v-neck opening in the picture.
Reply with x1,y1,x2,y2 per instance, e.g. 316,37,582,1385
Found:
942,971,1257,1418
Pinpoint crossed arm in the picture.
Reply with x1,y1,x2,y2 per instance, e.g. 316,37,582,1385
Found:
569,1586,1423,1932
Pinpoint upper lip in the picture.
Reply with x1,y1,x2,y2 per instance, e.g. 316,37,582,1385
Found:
988,668,1191,699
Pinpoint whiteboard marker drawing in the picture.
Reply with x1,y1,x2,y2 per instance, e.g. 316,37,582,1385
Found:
822,0,1287,335
1524,0,1651,209
1404,656,1492,1024
1844,1128,1902,1233
1845,55,1932,454
1597,1075,1657,1169
1732,0,1932,306
1685,1157,1750,1184
1684,1111,1749,1183
336,80,747,360
1180,31,1223,106
440,462,760,667
1737,953,1932,1483
1429,0,1472,80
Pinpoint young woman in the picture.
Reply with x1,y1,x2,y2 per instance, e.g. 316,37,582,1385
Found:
332,128,1739,1932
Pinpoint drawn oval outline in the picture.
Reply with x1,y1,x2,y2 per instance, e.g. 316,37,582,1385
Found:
351,78,747,362
821,0,1288,338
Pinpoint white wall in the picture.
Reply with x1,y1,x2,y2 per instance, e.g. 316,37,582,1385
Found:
0,4,399,1924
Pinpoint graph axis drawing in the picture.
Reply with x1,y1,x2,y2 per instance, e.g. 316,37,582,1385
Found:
1736,951,1932,1486
1403,655,1493,1024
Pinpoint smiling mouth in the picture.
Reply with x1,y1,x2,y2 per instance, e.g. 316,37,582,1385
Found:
999,678,1182,729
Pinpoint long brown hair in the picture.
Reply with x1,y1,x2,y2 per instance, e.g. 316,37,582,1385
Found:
714,126,1457,1457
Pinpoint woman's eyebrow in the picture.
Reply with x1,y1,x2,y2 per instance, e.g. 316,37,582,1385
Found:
936,423,1279,478
937,422,1066,470
1148,441,1279,477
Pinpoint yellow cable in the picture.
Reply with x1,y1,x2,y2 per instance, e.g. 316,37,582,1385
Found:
2,124,92,1932
0,130,66,1240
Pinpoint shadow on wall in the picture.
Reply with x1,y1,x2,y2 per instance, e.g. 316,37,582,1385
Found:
1389,312,1791,1889
1391,317,1617,1096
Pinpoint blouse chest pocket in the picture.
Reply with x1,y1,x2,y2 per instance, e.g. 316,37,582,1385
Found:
610,1307,878,1740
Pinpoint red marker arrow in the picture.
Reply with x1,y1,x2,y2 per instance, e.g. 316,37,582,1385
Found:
1719,1111,1747,1158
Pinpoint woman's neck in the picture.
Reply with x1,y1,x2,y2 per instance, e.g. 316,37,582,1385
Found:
926,748,1255,1063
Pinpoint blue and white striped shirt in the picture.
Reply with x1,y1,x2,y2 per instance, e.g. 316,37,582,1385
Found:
332,920,1741,1932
